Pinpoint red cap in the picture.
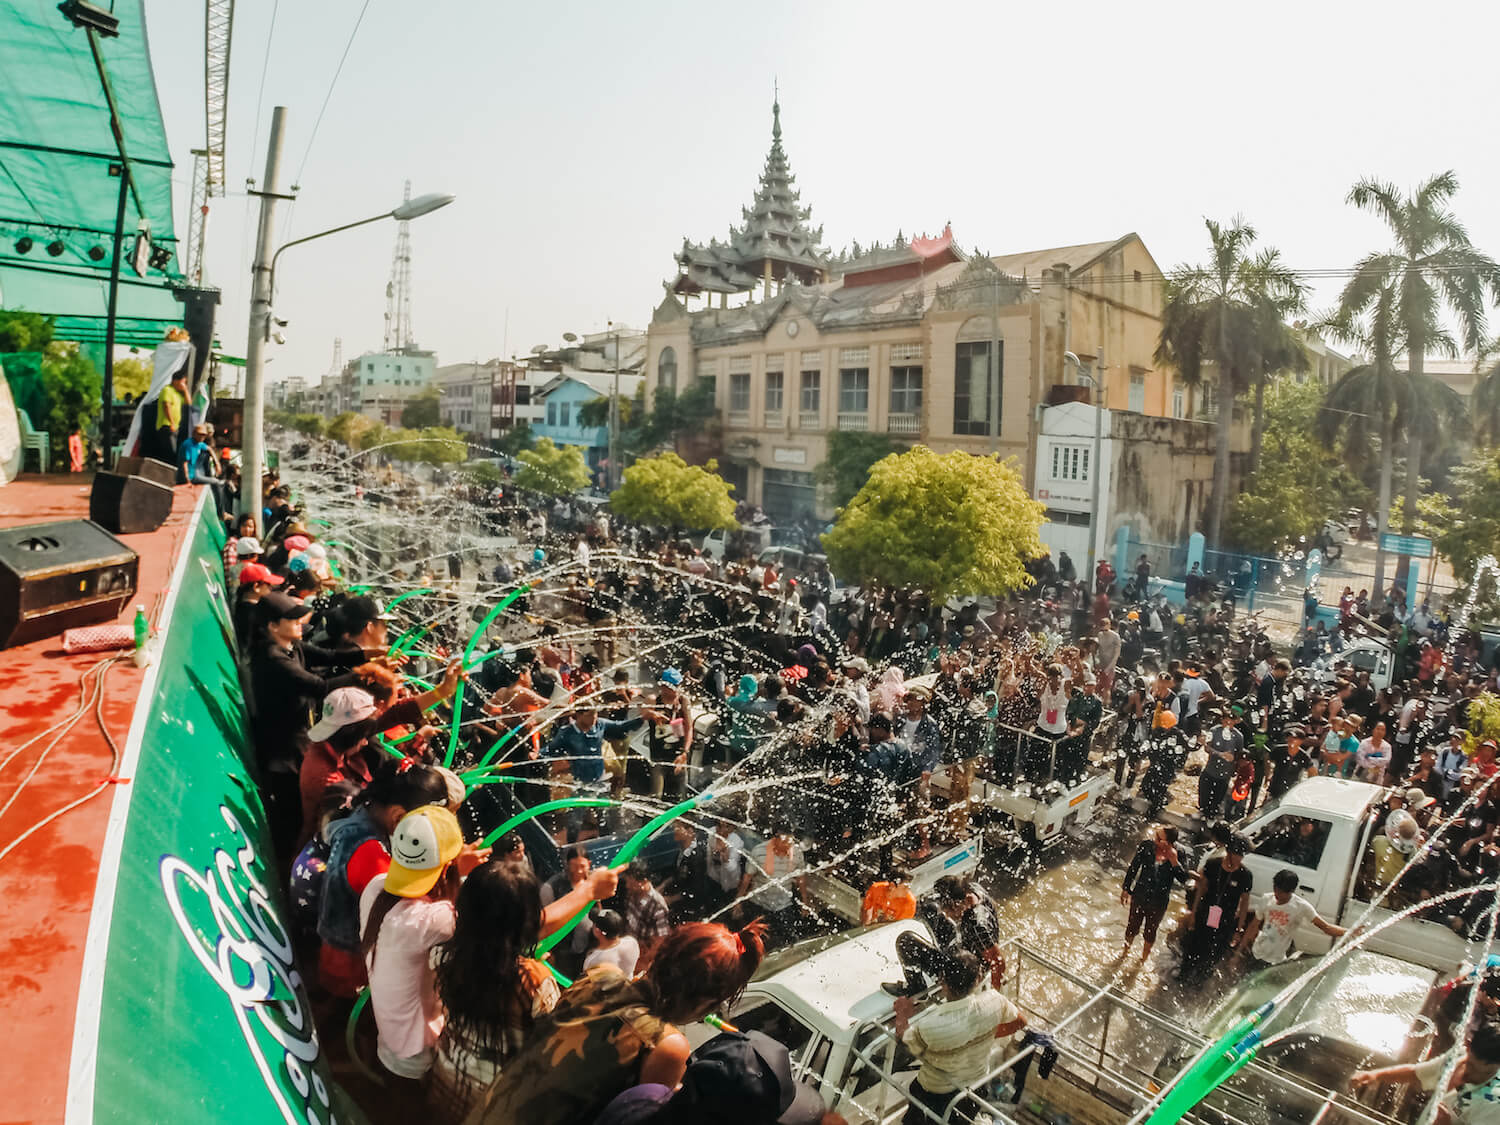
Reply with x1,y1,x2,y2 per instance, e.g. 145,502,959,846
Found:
239,562,283,586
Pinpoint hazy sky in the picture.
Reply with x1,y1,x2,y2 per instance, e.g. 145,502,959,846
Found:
142,0,1500,385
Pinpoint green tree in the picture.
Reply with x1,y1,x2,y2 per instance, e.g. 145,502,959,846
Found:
400,386,442,429
515,436,590,497
821,447,1044,599
39,340,101,464
111,356,152,399
610,452,737,532
1227,382,1369,550
622,381,719,455
1428,448,1500,620
1155,217,1308,547
385,426,467,464
0,311,53,353
1330,171,1500,594
326,411,375,448
815,431,907,509
495,420,535,458
465,460,504,488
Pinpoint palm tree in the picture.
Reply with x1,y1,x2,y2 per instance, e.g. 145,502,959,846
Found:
1473,339,1500,445
1156,217,1308,549
1320,284,1469,596
1331,171,1500,596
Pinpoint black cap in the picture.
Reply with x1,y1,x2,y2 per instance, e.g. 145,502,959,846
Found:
665,1031,827,1125
256,592,312,624
337,595,393,636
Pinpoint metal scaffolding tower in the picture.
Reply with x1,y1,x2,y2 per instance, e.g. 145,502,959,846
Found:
383,180,415,353
184,0,235,283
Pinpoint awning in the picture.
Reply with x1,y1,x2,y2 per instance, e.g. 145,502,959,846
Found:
0,0,184,340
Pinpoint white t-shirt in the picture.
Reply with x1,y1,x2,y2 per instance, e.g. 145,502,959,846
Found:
1181,677,1211,717
1037,685,1069,734
1250,892,1316,963
359,873,455,1076
1411,1055,1500,1122
747,841,806,913
584,936,641,978
706,830,746,894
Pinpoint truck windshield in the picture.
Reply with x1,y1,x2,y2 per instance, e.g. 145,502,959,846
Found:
1252,814,1332,869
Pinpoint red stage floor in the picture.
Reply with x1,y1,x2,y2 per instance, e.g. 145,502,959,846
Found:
0,473,205,1124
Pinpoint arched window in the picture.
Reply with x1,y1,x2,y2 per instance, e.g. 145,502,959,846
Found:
657,346,678,392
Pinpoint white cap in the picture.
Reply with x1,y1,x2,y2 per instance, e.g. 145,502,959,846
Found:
235,536,264,557
308,687,377,741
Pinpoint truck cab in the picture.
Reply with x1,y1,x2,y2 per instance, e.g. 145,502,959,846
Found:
1236,776,1469,972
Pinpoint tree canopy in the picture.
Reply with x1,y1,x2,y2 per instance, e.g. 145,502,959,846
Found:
1426,448,1500,620
494,419,535,458
1226,381,1369,551
815,430,907,509
821,447,1044,598
111,356,152,399
609,452,737,531
400,386,442,429
515,436,590,497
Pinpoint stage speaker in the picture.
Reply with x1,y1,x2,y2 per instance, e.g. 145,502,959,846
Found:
0,520,138,647
90,471,173,534
209,397,244,449
113,455,176,488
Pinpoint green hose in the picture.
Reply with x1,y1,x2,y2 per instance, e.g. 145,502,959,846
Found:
446,584,531,767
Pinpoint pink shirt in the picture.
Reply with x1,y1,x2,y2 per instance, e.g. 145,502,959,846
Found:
359,873,455,1073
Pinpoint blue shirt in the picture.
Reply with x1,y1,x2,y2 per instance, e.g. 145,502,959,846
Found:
178,437,208,479
544,716,644,783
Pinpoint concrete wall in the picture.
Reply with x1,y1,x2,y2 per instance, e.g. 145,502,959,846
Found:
1106,410,1248,547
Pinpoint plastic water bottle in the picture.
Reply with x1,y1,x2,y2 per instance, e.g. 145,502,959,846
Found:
132,606,150,667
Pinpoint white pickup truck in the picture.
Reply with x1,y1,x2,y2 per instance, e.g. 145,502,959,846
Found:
1235,776,1469,973
802,836,983,925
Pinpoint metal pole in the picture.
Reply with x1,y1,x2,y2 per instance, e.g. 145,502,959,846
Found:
988,276,1000,453
1088,353,1104,580
609,326,620,490
100,164,129,469
241,106,287,521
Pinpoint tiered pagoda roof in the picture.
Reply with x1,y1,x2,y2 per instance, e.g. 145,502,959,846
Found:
671,99,830,296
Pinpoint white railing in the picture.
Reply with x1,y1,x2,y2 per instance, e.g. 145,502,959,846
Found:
727,410,751,428
836,412,869,432
798,409,821,429
887,412,920,435
764,410,783,429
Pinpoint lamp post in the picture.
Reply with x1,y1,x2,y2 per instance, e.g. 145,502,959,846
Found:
239,107,451,518
1064,350,1106,581
607,320,620,491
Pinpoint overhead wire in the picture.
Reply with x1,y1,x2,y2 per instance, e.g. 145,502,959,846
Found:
235,0,281,292
291,0,373,191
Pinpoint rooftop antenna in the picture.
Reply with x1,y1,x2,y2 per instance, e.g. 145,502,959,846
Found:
382,180,415,352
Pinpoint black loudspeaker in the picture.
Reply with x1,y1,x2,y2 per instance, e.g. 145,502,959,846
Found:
90,471,173,534
113,455,176,487
0,520,138,647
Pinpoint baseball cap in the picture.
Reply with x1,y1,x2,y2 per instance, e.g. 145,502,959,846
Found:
308,687,377,741
660,667,684,686
666,1030,827,1125
256,591,312,623
841,655,870,674
235,536,263,557
337,595,394,636
1405,786,1438,810
385,806,464,898
238,562,283,586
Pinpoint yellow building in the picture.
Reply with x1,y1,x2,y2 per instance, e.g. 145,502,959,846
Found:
645,101,1172,521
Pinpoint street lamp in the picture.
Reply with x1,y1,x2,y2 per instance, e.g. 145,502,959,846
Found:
1064,350,1105,582
239,107,451,520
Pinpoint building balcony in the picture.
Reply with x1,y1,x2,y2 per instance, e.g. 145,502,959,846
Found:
764,410,783,429
887,413,921,435
836,412,869,432
798,409,821,429
727,410,751,428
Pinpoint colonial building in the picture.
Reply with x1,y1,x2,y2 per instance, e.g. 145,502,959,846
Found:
347,349,437,425
644,100,1174,522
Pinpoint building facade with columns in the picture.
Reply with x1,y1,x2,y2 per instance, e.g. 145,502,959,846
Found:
644,101,1174,522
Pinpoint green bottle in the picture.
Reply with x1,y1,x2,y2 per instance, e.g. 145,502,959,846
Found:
133,605,149,650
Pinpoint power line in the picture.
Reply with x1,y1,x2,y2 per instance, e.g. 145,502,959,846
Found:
236,0,280,293
292,0,372,190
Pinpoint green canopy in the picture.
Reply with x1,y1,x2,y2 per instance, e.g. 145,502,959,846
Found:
0,0,185,343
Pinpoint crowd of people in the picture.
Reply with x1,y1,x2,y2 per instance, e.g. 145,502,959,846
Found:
213,434,1500,1125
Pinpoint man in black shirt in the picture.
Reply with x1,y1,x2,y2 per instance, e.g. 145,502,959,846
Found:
1266,726,1317,803
884,875,1004,996
660,821,713,921
248,592,360,856
1181,835,1254,984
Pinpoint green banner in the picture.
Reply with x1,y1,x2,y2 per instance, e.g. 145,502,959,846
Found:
88,502,358,1123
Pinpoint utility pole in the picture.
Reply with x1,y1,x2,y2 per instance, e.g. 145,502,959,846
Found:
241,106,287,521
608,321,620,490
988,274,1000,454
1087,349,1105,581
